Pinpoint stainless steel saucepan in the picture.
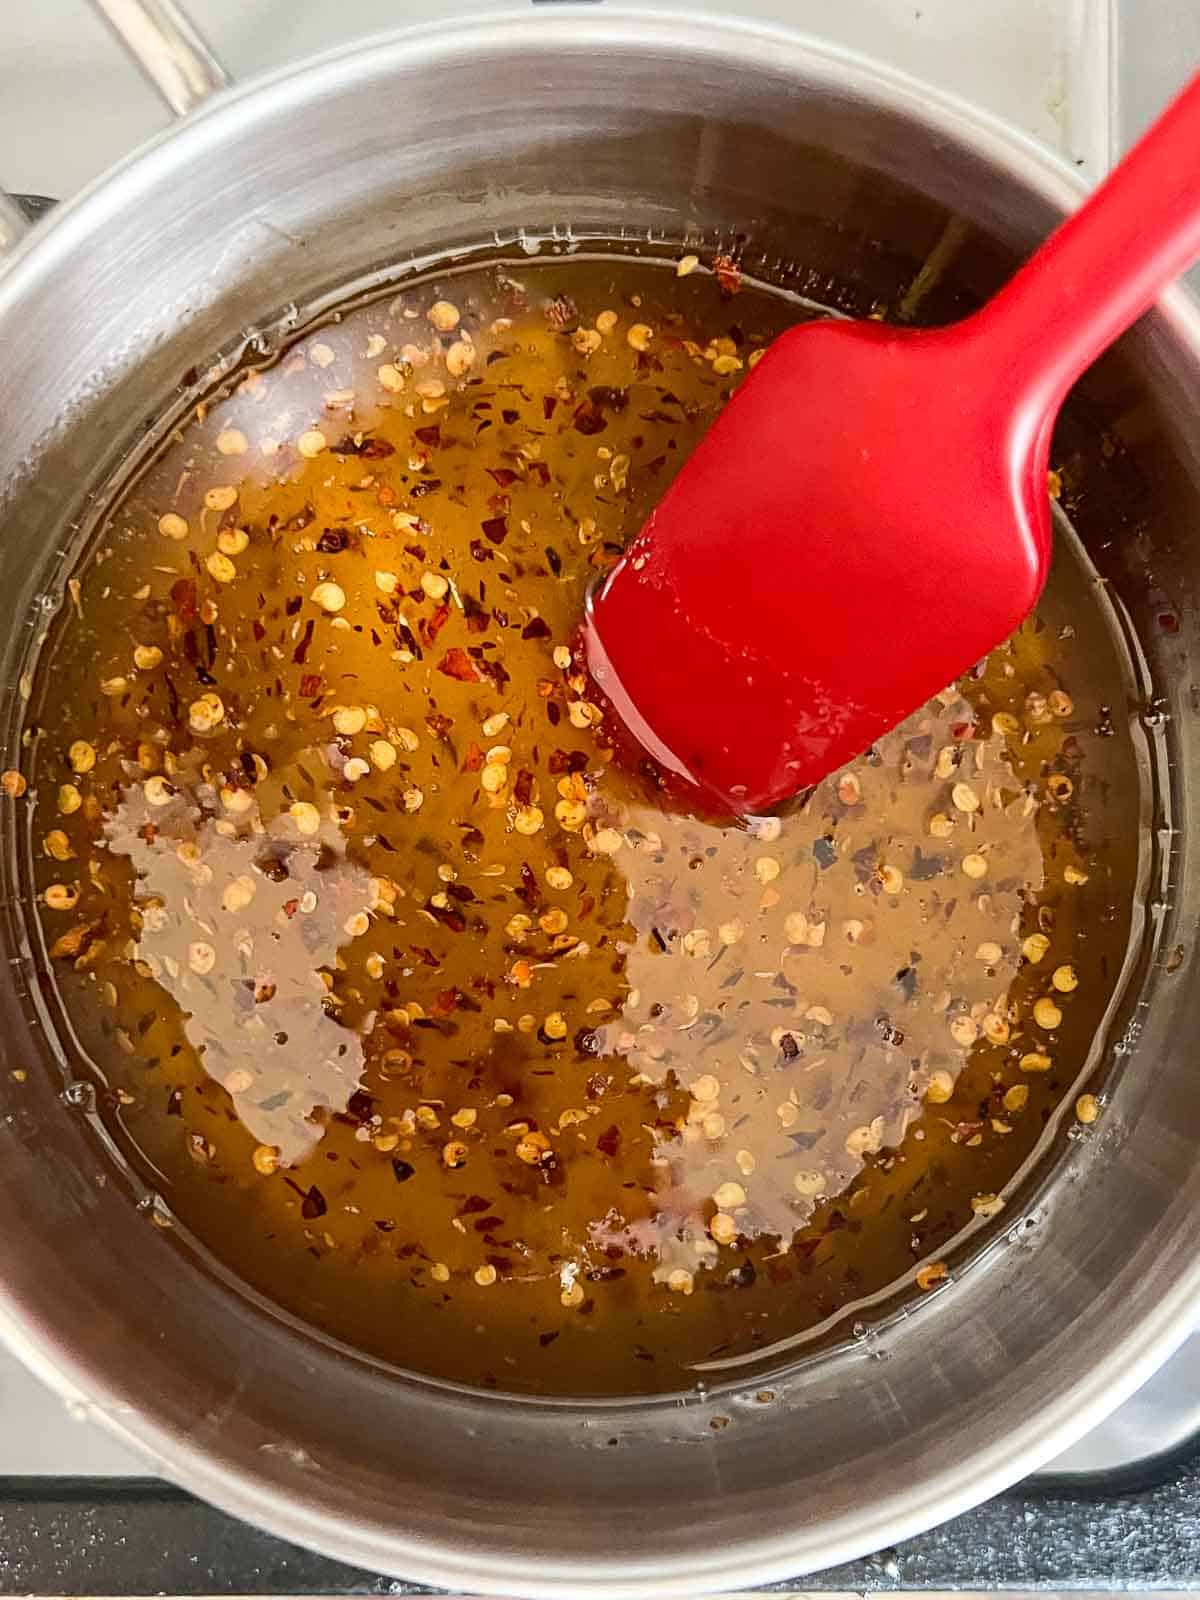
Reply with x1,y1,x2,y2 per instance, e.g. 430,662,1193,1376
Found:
1,3,1199,1593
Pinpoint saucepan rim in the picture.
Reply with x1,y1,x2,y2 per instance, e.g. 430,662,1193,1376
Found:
2,8,1200,1595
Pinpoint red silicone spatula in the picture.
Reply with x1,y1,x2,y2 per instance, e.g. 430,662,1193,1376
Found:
583,71,1200,816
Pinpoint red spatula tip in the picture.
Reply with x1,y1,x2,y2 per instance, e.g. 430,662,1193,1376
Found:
585,316,1055,815
587,71,1200,815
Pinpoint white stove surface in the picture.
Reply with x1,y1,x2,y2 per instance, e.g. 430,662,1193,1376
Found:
0,0,1118,199
1,0,1198,1485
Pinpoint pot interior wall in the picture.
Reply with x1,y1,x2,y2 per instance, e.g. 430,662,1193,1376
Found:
0,16,1198,1592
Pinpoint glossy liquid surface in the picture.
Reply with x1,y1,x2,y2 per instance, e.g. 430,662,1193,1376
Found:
22,255,1140,1394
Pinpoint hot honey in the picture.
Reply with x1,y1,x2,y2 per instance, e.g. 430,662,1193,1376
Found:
19,254,1141,1394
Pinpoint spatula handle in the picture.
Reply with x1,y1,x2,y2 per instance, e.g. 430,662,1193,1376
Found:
977,70,1200,416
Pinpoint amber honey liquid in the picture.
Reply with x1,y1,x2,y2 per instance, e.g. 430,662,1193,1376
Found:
21,254,1141,1395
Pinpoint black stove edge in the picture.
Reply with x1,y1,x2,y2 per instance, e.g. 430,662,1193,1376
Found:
1,1443,1199,1596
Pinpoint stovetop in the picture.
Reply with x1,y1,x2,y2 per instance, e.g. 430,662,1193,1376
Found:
2,0,1200,1588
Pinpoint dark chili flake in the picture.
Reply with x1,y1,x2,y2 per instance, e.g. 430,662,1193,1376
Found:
572,401,606,436
875,1016,905,1047
298,673,323,698
256,854,290,888
438,647,481,683
301,1185,327,1220
713,253,743,295
170,578,198,623
331,434,395,459
548,748,588,776
910,846,945,881
851,844,877,884
391,1159,416,1184
487,467,519,488
419,603,451,648
778,1032,800,1060
292,619,316,665
347,1088,375,1122
481,515,508,545
813,837,837,870
596,1125,621,1158
461,592,490,633
477,657,511,692
395,617,423,659
588,385,629,413
894,965,919,1002
48,919,103,962
544,293,579,329
512,768,534,806
521,617,551,641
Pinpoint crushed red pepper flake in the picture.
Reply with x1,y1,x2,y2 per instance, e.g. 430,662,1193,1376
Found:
438,648,480,683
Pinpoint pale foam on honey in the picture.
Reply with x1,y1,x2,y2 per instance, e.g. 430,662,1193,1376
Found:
106,780,374,1164
594,690,1042,1276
